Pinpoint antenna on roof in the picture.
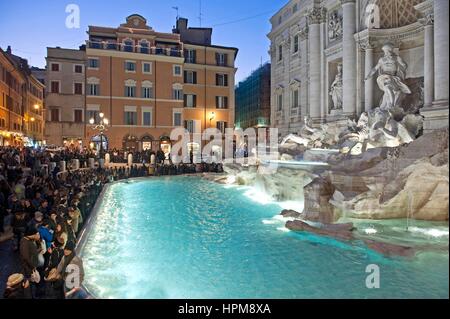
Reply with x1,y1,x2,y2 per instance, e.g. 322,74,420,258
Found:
172,6,179,21
198,0,203,27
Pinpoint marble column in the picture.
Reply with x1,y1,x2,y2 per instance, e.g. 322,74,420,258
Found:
421,14,434,107
299,27,309,118
307,8,325,121
433,0,449,104
341,0,357,117
362,40,375,112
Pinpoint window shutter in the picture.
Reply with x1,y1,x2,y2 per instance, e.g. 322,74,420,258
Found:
216,53,219,65
215,96,219,108
193,95,197,107
183,94,187,107
224,74,228,87
193,50,197,63
224,54,229,66
216,74,219,86
184,71,187,83
224,96,228,109
193,72,197,84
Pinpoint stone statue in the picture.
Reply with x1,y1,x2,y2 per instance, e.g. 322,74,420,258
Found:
329,64,343,110
368,109,415,148
328,12,342,41
365,43,411,111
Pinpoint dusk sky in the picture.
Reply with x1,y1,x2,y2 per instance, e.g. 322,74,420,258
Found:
0,0,287,82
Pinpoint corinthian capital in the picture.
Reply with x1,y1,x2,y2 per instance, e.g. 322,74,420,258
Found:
419,13,434,26
358,39,375,50
307,7,327,25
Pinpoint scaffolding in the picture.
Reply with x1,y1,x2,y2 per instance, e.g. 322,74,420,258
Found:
235,63,271,130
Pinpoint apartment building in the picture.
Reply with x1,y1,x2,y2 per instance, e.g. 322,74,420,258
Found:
45,47,86,147
82,14,237,154
0,46,45,146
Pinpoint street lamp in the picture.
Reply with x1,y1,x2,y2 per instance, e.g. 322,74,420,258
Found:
89,112,109,159
209,112,215,127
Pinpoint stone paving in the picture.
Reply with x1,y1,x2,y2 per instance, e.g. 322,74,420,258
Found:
0,234,21,298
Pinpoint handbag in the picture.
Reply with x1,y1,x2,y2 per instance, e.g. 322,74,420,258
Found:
30,269,41,283
45,268,62,282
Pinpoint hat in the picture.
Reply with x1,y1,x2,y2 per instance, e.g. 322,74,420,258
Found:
6,273,24,288
24,226,39,237
34,211,44,221
64,241,76,251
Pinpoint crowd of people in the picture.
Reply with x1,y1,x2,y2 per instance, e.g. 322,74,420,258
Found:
0,145,225,299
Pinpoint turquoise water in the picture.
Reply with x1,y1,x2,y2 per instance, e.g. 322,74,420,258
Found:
80,176,449,299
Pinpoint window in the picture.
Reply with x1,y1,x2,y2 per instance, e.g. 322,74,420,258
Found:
173,112,182,127
123,40,134,52
125,61,136,72
74,109,83,123
184,70,197,84
278,45,283,61
216,53,228,66
173,89,183,100
292,89,299,108
74,65,83,73
124,111,137,125
278,16,282,25
143,111,152,126
293,35,299,53
184,94,197,108
50,109,59,122
51,63,60,72
88,58,99,69
185,49,196,64
86,110,99,124
216,96,229,109
88,84,99,96
142,86,153,99
142,62,152,74
50,81,59,94
277,94,283,111
74,83,83,95
216,121,227,134
216,74,229,87
140,41,149,54
185,120,195,133
125,85,136,97
173,65,182,76
293,3,298,13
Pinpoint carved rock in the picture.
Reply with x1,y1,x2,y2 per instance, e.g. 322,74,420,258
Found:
286,220,355,241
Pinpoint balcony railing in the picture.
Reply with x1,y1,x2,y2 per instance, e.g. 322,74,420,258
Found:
87,41,183,58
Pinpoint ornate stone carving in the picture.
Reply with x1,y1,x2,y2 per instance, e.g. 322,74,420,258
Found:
418,13,434,26
365,43,411,111
298,26,309,40
328,11,343,41
340,0,356,6
358,39,375,51
329,63,343,111
307,7,327,25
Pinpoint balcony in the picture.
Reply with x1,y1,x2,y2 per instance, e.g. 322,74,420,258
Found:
87,40,183,58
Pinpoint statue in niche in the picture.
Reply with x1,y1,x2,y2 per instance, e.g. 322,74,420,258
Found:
365,43,411,111
328,12,342,41
329,63,343,110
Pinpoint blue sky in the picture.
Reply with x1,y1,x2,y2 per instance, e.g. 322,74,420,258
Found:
0,0,287,82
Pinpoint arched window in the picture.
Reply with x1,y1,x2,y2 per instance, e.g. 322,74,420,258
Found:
123,39,134,52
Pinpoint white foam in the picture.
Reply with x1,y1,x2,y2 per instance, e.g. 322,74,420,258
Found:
408,227,449,238
277,227,291,232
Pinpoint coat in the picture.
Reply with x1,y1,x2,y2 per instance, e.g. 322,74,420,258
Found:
20,237,39,277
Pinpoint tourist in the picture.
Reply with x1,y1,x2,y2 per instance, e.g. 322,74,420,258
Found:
3,273,32,299
19,226,41,292
56,240,85,297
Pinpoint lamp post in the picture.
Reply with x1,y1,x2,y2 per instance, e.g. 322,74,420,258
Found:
89,112,109,159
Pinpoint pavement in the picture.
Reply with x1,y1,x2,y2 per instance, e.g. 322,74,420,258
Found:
0,224,21,299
